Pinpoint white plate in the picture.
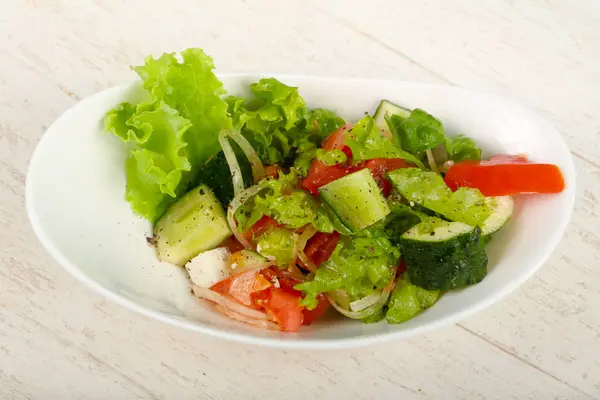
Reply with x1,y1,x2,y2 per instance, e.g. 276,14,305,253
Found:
26,75,576,349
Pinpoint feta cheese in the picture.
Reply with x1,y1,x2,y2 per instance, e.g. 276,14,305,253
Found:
185,247,232,288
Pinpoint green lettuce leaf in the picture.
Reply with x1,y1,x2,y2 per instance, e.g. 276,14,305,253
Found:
227,80,346,170
446,134,482,162
385,277,440,324
306,108,345,135
134,48,231,168
235,171,334,233
251,78,308,130
105,48,232,222
295,229,400,309
256,227,296,266
105,101,194,222
226,79,309,164
344,115,424,167
386,168,491,226
384,202,424,245
292,108,346,174
388,108,445,154
315,148,347,166
104,102,149,143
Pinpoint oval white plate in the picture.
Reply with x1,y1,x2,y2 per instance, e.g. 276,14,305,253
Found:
26,75,576,349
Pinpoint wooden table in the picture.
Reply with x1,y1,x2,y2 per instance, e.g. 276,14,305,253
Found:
1,1,599,399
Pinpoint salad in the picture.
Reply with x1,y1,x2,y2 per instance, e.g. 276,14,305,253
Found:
104,48,566,332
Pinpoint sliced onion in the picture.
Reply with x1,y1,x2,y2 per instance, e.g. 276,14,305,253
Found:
287,264,306,282
440,160,454,173
425,149,439,173
213,304,280,331
191,285,269,320
297,225,318,272
289,232,299,267
224,130,265,183
349,291,383,312
431,142,449,165
219,131,245,198
227,184,265,249
327,271,397,319
232,260,274,275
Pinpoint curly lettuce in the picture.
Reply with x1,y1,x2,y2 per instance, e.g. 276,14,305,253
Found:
227,80,345,170
344,115,424,167
295,228,400,309
385,277,440,324
235,171,334,233
104,48,232,222
386,168,491,226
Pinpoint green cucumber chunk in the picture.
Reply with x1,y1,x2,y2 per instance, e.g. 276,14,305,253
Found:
400,218,488,290
481,196,514,236
154,185,232,265
319,168,391,233
373,100,412,133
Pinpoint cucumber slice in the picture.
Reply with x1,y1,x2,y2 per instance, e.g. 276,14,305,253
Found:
230,250,268,271
481,196,514,236
401,218,488,290
373,100,412,133
319,168,391,233
154,185,232,265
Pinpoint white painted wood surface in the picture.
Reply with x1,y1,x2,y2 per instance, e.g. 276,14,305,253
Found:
1,0,599,398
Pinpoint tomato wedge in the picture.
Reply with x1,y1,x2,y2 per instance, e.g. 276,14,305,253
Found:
242,215,280,242
301,293,329,325
302,125,353,195
219,236,246,253
263,288,305,332
258,267,329,330
228,270,272,306
444,155,566,196
360,158,411,197
304,232,340,266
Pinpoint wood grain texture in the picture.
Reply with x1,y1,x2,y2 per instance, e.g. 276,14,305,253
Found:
0,1,599,399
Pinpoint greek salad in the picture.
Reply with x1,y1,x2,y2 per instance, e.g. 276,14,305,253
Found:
104,48,566,332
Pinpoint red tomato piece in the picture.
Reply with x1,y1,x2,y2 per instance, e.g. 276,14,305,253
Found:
219,236,246,253
322,124,352,150
302,293,329,325
362,158,411,177
302,164,353,195
264,288,305,332
257,268,330,329
302,125,354,195
444,156,566,196
215,270,273,307
304,232,340,266
260,267,301,292
243,215,280,241
210,278,231,296
359,158,411,196
398,258,407,275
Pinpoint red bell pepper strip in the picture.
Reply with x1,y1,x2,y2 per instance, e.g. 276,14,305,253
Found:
444,155,565,196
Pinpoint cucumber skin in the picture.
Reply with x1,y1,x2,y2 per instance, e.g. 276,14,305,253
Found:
401,226,488,291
